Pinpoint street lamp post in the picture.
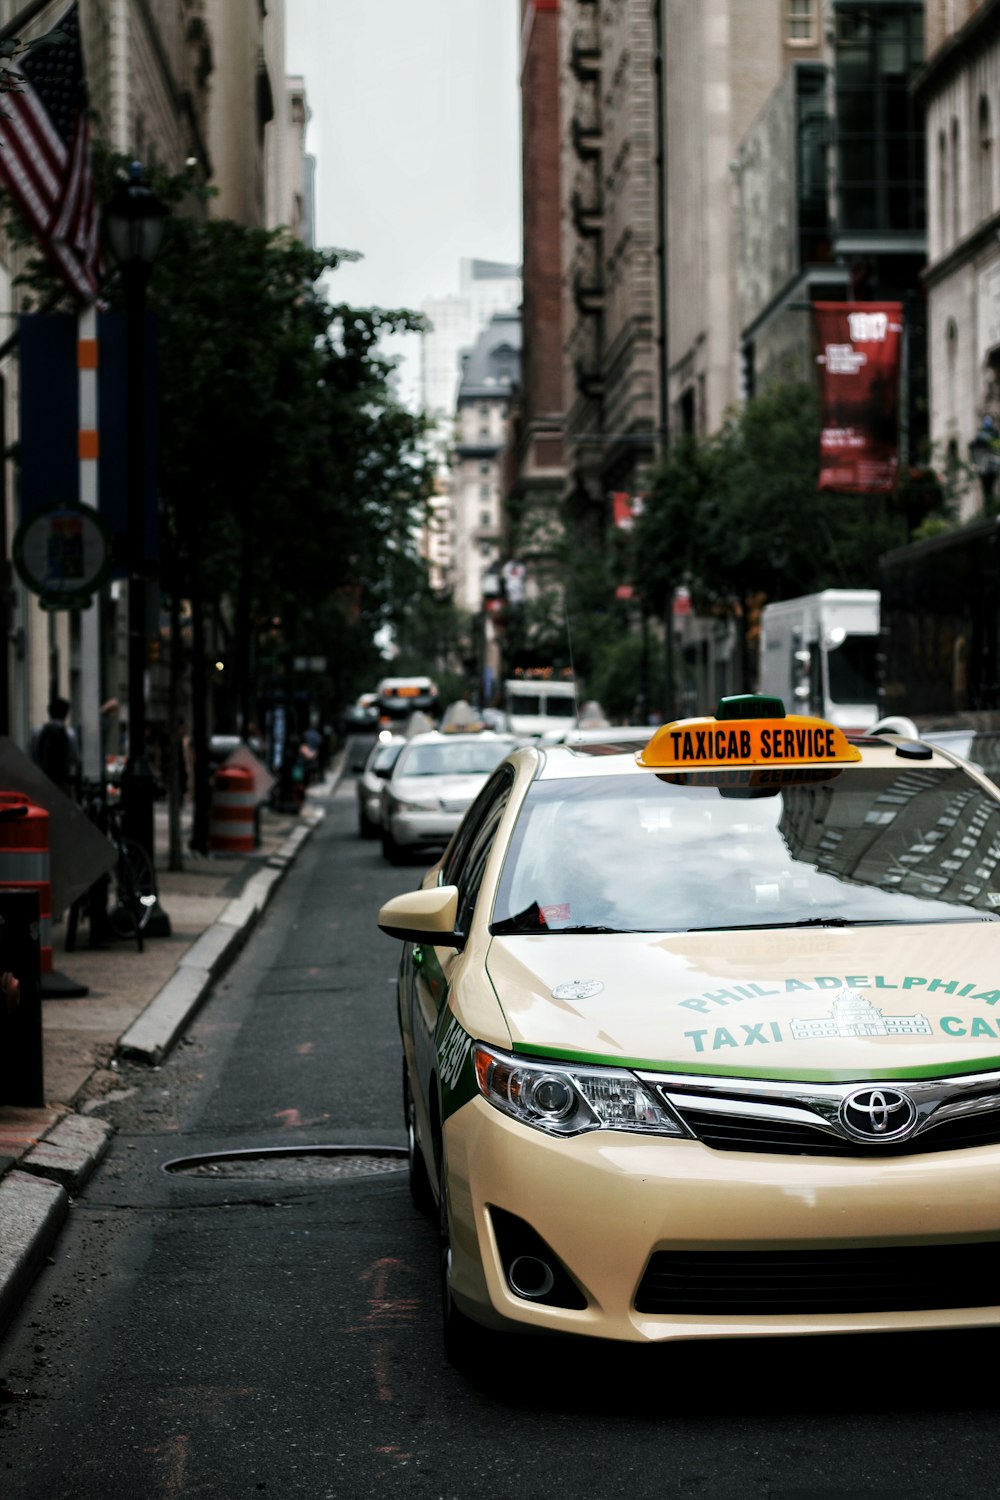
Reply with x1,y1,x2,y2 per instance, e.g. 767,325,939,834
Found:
969,416,1000,511
106,164,168,886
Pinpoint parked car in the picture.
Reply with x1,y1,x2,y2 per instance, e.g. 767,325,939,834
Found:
379,693,1000,1367
380,730,517,864
356,734,405,838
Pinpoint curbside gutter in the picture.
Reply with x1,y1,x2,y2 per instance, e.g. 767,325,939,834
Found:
117,821,318,1065
0,1171,67,1340
0,798,328,1343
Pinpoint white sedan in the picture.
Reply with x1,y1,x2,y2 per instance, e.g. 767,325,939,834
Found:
380,730,517,864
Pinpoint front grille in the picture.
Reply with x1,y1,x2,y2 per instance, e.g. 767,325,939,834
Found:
644,1067,1000,1159
676,1103,1000,1156
634,1242,1000,1316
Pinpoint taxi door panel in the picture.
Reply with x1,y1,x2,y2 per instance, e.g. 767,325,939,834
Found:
411,941,453,1095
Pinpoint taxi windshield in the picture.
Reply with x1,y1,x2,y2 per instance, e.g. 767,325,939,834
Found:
396,739,516,778
491,766,1000,934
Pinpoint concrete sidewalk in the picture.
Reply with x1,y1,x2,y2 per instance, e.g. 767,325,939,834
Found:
0,771,333,1341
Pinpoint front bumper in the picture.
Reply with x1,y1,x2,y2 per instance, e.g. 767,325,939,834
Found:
443,1097,1000,1343
388,808,463,848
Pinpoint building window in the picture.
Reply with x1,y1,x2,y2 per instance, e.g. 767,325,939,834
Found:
480,485,490,499
479,461,490,474
742,341,756,402
480,511,491,528
978,95,993,224
938,129,948,250
834,2,925,236
677,386,696,438
787,0,813,43
951,115,961,244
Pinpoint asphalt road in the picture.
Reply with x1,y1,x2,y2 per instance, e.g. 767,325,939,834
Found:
1,768,999,1499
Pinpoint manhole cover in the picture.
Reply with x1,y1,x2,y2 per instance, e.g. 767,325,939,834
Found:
163,1145,407,1181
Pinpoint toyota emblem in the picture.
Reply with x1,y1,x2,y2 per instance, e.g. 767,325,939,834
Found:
840,1086,917,1141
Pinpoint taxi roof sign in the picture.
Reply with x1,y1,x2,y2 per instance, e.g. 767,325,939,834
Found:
638,703,862,771
716,693,785,721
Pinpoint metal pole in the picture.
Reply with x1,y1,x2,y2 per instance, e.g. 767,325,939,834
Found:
0,0,58,45
120,262,155,861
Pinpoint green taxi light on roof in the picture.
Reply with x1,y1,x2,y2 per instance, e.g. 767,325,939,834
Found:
715,694,786,721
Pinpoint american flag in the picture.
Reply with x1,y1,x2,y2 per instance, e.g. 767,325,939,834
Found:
0,2,100,303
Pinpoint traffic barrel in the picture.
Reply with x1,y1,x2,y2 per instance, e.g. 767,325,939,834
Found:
209,766,256,854
0,792,53,974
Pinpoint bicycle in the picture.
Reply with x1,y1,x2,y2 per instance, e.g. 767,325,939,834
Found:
66,780,159,953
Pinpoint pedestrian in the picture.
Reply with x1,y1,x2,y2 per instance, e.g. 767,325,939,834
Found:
30,696,82,799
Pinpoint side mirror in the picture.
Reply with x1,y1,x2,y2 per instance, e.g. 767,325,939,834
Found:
378,885,464,948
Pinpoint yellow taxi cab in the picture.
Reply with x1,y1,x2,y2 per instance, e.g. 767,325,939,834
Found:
377,695,1000,1365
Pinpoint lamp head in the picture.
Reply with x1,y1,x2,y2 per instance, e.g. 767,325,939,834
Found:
106,162,168,267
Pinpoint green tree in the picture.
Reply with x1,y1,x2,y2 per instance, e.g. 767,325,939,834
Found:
636,382,951,701
12,156,436,849
146,219,433,841
633,435,707,716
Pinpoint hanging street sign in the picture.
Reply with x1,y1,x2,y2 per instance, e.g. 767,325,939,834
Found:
13,504,113,610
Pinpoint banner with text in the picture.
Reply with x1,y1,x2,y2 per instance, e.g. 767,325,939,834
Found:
814,302,903,493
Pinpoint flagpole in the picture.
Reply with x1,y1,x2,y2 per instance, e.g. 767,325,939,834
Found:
0,0,61,44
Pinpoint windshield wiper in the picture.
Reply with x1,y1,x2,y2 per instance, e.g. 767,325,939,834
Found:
543,924,626,934
490,919,626,935
687,915,996,932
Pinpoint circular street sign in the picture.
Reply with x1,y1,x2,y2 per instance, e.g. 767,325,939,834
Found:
13,504,112,610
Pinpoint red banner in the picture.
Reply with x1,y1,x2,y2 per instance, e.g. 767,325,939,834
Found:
611,492,644,529
814,302,903,493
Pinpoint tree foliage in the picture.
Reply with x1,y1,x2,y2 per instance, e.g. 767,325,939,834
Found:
11,152,438,844
635,380,951,695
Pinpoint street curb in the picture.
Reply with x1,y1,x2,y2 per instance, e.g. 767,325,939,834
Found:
0,1171,68,1341
117,806,325,1067
19,1114,113,1193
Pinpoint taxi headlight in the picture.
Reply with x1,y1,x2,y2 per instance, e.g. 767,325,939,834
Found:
472,1044,684,1138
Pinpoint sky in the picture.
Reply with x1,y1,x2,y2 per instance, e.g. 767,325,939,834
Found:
285,0,523,409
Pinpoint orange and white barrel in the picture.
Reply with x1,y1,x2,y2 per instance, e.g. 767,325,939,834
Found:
209,766,256,855
0,792,53,973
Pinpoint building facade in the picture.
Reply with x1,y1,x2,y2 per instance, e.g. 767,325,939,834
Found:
917,0,1000,517
0,0,306,761
419,258,521,596
451,310,522,618
507,0,566,670
663,0,824,436
559,0,659,512
736,0,926,411
420,259,522,430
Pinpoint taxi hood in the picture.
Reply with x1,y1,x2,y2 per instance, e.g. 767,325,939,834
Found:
483,925,1000,1081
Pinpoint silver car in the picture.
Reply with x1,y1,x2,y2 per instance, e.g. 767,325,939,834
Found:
380,730,517,863
357,734,405,838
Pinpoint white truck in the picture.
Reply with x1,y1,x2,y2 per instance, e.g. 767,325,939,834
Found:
758,589,880,730
503,677,579,738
